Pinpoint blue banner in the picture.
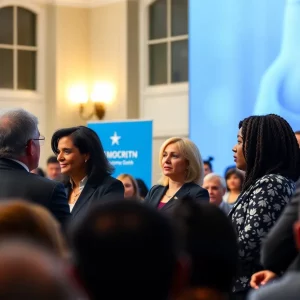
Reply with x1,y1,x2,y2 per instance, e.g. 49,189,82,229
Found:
87,120,152,190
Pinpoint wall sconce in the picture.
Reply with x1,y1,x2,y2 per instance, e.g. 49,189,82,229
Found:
68,82,115,120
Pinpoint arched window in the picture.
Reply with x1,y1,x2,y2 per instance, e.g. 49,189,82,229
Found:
0,5,37,91
147,0,188,86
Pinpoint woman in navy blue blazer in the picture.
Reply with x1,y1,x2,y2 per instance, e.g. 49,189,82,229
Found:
51,126,124,223
144,137,209,213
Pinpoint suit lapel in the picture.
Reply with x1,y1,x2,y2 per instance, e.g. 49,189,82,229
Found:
71,183,97,219
152,186,168,208
160,183,191,212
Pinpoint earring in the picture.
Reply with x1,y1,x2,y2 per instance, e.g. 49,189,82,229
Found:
85,159,87,163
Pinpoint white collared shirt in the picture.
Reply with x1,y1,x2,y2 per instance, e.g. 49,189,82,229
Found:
69,176,88,212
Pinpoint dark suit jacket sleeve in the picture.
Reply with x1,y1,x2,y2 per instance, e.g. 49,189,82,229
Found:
98,179,124,202
49,182,71,226
144,185,156,204
261,182,300,273
194,187,209,203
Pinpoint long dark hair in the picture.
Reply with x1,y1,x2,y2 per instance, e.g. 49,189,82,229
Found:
239,114,300,192
51,126,114,180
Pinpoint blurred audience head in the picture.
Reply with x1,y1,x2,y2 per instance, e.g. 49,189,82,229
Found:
0,240,82,299
225,168,244,192
173,197,238,295
31,167,45,177
203,173,226,207
0,108,41,171
158,137,204,186
233,114,300,191
295,130,300,147
51,126,113,180
136,178,149,199
0,200,66,258
203,157,214,176
46,156,61,180
117,173,140,199
69,198,182,300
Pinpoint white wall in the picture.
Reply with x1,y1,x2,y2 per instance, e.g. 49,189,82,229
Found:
0,0,187,184
139,0,189,184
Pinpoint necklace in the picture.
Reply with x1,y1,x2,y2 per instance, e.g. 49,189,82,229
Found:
165,194,173,198
69,189,81,204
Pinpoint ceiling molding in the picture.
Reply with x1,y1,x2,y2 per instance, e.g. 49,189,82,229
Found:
32,0,126,8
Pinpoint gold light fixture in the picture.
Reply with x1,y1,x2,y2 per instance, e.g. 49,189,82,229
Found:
68,82,115,120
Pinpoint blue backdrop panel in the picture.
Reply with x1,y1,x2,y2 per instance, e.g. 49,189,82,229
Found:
88,120,152,190
189,0,299,175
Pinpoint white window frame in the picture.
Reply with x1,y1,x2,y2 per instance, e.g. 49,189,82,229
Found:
140,0,188,97
0,1,45,101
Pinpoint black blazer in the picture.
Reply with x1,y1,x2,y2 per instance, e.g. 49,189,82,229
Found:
144,182,209,213
261,179,300,273
0,158,70,225
67,174,124,222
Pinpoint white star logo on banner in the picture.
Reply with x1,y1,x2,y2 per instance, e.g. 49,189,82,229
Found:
110,132,121,145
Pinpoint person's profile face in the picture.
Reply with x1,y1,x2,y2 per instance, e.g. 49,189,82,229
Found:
232,128,247,171
56,136,89,177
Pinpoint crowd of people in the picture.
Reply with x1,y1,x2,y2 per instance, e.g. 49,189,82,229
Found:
0,107,299,299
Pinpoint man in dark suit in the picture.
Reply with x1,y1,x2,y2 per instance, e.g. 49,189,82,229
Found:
0,108,70,225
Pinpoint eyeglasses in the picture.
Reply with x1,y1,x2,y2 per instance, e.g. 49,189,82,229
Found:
32,135,45,146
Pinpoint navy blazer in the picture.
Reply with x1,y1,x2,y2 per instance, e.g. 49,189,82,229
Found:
67,174,124,222
144,182,209,213
0,158,70,226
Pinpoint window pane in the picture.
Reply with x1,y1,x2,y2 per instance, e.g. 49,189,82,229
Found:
171,40,188,83
17,7,36,46
149,0,167,40
18,50,36,90
149,43,167,85
0,49,13,88
171,0,188,36
0,7,13,45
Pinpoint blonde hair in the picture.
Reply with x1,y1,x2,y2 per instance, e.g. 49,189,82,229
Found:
117,173,140,199
158,137,204,186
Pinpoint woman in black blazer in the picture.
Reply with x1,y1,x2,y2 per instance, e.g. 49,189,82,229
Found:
144,137,209,213
51,126,124,222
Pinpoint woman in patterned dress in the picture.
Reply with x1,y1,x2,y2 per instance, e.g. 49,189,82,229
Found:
229,114,300,300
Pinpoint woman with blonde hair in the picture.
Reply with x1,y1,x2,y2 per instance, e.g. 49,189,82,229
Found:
144,137,209,213
117,173,140,199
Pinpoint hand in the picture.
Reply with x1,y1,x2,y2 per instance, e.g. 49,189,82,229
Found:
250,270,277,289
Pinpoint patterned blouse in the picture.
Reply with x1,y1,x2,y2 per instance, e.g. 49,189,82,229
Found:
229,174,295,293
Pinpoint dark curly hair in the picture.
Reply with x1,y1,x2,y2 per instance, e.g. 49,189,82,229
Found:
239,114,300,192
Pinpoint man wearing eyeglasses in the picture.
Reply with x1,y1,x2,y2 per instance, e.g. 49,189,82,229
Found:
0,108,70,225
